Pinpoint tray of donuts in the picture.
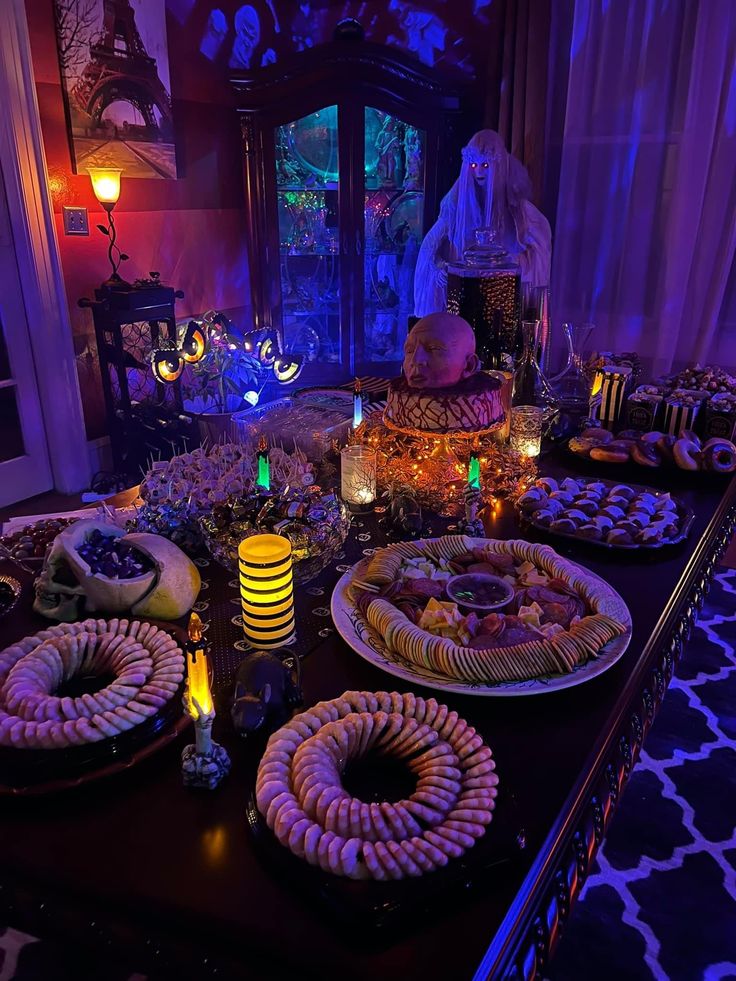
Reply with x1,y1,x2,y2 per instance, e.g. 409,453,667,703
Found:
516,476,694,550
246,690,526,931
568,427,736,477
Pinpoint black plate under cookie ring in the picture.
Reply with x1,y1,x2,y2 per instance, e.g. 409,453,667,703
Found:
245,762,526,936
0,620,191,794
0,576,21,620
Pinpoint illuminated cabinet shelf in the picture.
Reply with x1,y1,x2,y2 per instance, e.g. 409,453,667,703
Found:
232,33,468,383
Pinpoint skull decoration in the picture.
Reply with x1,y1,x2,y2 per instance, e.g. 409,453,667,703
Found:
33,519,201,622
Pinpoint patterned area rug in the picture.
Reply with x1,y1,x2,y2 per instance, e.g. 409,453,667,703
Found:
1,572,734,980
547,568,736,981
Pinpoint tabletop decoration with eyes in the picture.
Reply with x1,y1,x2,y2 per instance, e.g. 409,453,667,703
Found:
231,649,303,737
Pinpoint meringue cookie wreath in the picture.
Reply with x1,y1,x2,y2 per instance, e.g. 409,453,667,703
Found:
256,691,498,879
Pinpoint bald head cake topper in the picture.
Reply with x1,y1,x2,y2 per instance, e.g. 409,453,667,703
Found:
403,313,481,389
413,129,552,317
384,312,503,434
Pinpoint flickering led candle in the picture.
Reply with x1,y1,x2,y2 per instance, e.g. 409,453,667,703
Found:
239,534,295,649
353,378,363,429
467,451,481,490
256,435,270,490
186,612,213,719
340,445,376,506
509,405,543,458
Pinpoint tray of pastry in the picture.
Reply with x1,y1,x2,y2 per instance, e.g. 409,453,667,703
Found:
516,476,695,549
567,428,736,477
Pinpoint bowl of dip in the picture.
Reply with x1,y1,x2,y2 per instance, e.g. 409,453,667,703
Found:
445,573,514,613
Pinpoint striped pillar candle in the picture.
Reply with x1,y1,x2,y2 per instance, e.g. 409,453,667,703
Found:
238,534,295,649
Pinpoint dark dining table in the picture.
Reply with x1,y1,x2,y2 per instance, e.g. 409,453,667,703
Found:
0,452,734,981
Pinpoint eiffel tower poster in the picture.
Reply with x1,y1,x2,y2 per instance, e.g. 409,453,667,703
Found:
54,0,178,179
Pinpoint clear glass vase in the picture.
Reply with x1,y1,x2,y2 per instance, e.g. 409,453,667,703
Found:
512,319,556,411
550,322,594,403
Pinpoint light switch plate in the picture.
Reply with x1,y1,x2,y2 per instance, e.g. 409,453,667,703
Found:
62,206,89,236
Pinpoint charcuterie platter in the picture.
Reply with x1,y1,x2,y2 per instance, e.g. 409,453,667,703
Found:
331,536,632,696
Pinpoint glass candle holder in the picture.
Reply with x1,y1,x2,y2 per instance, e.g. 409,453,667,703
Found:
341,445,377,507
510,405,543,457
238,534,295,649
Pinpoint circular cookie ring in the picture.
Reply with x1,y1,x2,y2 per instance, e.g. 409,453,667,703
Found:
256,691,498,880
0,619,185,749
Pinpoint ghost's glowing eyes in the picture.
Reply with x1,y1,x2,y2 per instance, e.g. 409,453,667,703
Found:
483,162,489,168
151,348,184,383
179,321,207,363
470,162,477,169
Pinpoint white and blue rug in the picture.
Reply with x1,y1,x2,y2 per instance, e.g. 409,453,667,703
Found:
1,572,735,980
547,568,736,981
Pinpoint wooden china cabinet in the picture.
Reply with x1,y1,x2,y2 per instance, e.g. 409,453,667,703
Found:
231,29,470,384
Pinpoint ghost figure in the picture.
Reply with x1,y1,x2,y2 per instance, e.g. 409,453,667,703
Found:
230,5,261,69
200,9,228,61
413,130,551,317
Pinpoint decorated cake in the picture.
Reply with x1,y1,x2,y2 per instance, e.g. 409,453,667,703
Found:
382,312,504,434
385,371,504,434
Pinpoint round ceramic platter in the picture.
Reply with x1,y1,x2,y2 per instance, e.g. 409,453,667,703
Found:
330,539,632,697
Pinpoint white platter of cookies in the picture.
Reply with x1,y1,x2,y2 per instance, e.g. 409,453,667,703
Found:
330,535,632,697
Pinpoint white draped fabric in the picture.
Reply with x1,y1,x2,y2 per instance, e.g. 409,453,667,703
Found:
549,0,736,374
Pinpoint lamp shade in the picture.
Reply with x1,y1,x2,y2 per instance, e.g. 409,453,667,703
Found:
88,168,122,205
238,534,295,649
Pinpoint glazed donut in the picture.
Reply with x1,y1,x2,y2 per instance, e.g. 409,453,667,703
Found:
256,692,497,880
590,443,630,464
701,438,736,473
630,441,661,468
673,437,701,471
580,427,612,444
640,431,665,445
655,434,678,462
680,430,701,449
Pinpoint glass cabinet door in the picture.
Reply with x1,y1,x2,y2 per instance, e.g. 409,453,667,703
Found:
362,107,426,364
274,106,342,364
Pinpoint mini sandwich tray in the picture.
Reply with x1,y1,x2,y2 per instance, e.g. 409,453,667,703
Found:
516,477,694,551
245,768,525,935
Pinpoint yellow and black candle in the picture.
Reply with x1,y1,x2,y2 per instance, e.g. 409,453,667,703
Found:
238,534,295,649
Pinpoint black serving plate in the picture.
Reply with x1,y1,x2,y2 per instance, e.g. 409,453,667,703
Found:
0,576,21,620
245,767,525,938
516,477,695,552
0,621,191,794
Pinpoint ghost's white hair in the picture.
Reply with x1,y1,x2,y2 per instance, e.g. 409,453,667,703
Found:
449,130,532,257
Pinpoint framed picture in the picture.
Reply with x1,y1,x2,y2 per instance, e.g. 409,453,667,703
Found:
53,0,178,179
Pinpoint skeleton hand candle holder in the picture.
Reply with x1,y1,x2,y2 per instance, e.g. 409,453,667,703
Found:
181,613,231,790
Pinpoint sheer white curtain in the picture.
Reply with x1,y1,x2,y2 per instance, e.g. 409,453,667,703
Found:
548,0,736,374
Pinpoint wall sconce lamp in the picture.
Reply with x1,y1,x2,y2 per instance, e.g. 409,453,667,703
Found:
88,168,129,288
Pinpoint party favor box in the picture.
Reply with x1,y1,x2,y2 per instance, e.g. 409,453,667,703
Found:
626,389,664,432
662,389,706,436
596,364,632,429
704,393,736,441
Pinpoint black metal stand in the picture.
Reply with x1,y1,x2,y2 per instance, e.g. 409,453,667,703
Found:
79,280,194,479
